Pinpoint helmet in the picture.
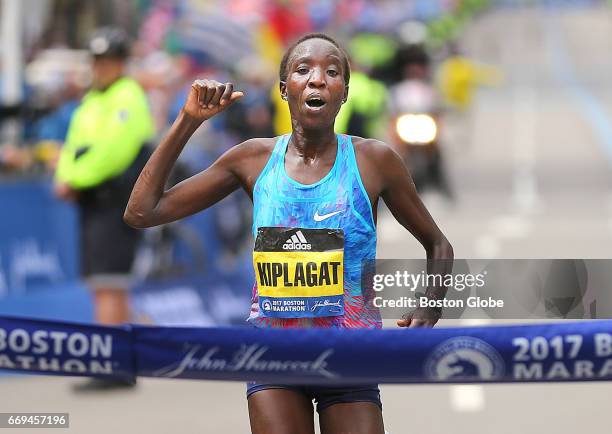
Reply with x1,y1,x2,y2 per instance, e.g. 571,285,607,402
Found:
88,27,130,58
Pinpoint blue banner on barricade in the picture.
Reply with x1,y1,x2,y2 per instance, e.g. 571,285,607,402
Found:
0,180,79,297
0,316,134,382
2,316,612,384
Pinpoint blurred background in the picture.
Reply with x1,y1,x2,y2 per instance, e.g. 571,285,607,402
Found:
1,0,612,433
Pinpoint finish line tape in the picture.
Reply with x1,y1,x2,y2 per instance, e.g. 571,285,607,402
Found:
1,316,612,384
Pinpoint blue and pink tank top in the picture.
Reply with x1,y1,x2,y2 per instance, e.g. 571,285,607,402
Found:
249,134,381,329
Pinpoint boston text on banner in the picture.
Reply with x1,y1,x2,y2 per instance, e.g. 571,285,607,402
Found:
0,316,134,381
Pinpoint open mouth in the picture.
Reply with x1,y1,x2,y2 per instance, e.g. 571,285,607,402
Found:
305,96,326,108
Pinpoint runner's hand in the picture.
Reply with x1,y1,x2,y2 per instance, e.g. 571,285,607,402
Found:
182,80,244,122
397,307,440,328
53,182,78,202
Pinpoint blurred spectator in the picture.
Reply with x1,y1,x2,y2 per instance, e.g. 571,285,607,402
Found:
1,49,89,173
130,46,188,131
265,0,313,45
53,27,155,389
335,67,389,139
226,56,275,141
388,44,454,199
437,42,503,112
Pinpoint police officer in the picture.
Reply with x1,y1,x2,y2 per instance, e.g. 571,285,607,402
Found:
54,28,154,389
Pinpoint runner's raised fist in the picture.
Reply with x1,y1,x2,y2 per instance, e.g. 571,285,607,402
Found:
182,80,244,122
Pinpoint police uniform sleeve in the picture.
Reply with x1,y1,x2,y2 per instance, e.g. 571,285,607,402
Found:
55,81,155,189
54,106,82,185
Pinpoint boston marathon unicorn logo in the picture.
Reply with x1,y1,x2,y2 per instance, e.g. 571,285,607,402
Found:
261,300,273,312
425,337,505,381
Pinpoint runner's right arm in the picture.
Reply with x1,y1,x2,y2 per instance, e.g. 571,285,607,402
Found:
124,80,244,228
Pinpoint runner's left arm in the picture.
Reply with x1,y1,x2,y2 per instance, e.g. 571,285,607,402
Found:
375,143,454,327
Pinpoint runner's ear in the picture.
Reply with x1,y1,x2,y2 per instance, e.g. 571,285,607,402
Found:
343,85,349,104
280,81,288,101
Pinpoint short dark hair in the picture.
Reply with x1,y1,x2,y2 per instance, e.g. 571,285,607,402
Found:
279,33,350,86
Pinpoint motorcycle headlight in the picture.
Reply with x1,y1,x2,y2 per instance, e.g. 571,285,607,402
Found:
395,114,437,145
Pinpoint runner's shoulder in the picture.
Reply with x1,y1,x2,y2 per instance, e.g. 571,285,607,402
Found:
220,137,275,162
350,136,401,167
220,137,278,177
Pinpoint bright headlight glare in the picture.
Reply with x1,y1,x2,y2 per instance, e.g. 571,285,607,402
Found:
395,114,437,144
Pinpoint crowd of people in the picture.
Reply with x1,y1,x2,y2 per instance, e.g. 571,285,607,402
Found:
0,0,493,177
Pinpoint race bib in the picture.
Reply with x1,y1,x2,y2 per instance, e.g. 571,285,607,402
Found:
253,227,344,318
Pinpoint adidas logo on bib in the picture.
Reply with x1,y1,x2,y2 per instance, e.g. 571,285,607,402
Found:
282,230,312,250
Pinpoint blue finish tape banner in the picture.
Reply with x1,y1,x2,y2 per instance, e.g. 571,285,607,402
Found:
2,315,612,384
0,316,134,381
135,321,612,384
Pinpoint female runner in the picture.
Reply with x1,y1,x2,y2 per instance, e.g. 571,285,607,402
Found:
125,33,453,434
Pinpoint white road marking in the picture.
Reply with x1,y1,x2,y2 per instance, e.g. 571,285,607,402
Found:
474,235,500,258
513,86,539,213
490,215,532,239
450,384,485,412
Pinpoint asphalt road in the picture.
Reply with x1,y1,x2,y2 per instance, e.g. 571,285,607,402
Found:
2,4,612,434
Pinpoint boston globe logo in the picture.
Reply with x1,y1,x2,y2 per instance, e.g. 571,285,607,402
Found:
425,337,505,381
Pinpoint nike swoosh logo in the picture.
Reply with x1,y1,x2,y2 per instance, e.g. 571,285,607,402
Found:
314,210,343,222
